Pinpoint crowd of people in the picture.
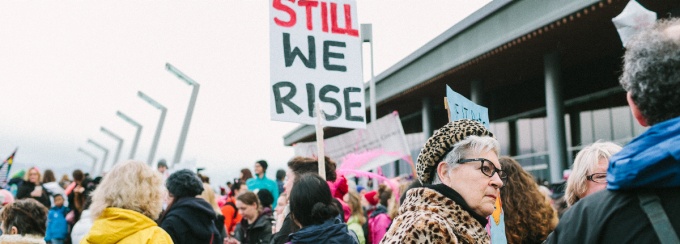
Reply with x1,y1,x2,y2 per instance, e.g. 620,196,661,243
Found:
0,17,677,244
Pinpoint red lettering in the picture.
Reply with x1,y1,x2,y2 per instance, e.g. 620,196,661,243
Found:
321,2,329,33
298,0,319,31
343,4,358,36
273,0,296,27
330,3,344,35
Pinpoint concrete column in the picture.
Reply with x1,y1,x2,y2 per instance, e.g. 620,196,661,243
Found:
544,51,568,183
471,80,483,104
508,120,518,156
422,97,433,139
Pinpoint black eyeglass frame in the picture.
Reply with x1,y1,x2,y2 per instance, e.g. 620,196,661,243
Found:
457,158,508,182
586,173,607,183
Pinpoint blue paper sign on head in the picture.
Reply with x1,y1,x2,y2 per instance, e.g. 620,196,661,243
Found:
446,85,490,129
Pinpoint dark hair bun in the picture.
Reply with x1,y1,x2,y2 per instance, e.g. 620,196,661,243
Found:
166,169,204,198
310,202,339,221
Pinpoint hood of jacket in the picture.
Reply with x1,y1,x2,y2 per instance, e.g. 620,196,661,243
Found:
370,205,387,218
289,218,355,244
608,116,680,190
164,197,217,236
85,208,162,243
0,234,46,244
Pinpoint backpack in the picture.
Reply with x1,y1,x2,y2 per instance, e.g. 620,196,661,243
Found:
224,201,238,219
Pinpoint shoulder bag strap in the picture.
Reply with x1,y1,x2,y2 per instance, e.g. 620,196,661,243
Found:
638,193,680,244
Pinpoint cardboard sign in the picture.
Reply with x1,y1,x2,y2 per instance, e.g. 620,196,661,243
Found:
270,0,366,129
293,112,409,170
446,85,490,128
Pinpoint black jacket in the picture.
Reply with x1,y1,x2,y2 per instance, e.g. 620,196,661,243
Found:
16,181,51,208
160,197,221,244
546,187,680,244
235,212,273,244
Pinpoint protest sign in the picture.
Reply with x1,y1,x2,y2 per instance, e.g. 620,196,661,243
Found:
446,85,490,128
293,112,410,171
270,0,366,129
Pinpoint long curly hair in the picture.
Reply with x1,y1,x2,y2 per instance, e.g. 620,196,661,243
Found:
500,157,558,244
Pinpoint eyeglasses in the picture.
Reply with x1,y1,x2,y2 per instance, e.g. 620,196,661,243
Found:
586,173,607,183
458,158,508,183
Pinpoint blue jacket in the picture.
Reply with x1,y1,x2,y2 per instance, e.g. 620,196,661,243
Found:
45,206,70,240
288,218,358,244
246,175,279,208
607,116,680,190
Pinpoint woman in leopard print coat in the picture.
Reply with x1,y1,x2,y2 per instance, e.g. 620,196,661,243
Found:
381,120,505,244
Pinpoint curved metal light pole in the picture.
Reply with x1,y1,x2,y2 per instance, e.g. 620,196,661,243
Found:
77,148,98,175
137,91,167,166
116,111,142,160
100,127,123,165
87,139,109,176
165,63,200,168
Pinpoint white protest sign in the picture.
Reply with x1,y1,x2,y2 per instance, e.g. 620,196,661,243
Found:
293,112,410,171
446,85,490,128
270,0,366,129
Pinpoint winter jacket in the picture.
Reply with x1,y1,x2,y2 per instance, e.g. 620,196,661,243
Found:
546,116,680,244
368,205,391,244
246,175,279,208
71,209,93,244
347,215,366,244
234,213,273,244
380,184,490,244
160,197,221,244
45,205,69,240
82,207,172,244
220,196,242,234
287,218,358,244
16,182,51,208
0,234,46,244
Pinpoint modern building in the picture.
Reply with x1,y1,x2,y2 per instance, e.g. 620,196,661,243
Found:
283,0,680,183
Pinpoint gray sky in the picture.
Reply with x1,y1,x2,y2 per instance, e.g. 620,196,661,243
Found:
0,0,489,187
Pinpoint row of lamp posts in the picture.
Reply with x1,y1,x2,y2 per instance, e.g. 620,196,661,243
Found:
77,63,200,176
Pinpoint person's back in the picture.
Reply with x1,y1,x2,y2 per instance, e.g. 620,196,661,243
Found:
546,17,680,243
160,169,221,244
84,207,172,244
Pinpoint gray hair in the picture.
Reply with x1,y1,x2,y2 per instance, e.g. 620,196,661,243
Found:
564,141,622,206
432,135,501,184
620,18,680,125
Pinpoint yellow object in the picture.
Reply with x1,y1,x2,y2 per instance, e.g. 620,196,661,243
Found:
82,207,173,244
492,196,502,225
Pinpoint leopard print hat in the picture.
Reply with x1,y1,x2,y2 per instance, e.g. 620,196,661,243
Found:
417,119,494,184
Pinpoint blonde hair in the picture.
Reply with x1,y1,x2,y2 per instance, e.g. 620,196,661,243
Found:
89,160,165,220
198,183,221,213
565,141,622,206
346,191,365,225
23,167,42,184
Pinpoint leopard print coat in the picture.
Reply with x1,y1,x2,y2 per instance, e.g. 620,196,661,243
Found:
380,187,490,244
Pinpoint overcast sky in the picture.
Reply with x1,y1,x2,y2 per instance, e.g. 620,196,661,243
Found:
0,0,490,187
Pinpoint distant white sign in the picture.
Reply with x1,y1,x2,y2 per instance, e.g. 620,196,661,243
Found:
269,0,366,129
446,85,489,128
293,112,409,171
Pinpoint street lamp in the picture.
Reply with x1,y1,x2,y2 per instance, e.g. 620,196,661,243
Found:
100,127,123,166
165,63,200,168
116,111,142,160
87,139,109,176
77,147,98,175
138,91,167,166
361,23,376,123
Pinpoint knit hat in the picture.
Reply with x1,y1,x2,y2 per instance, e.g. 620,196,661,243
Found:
364,191,379,206
416,119,494,184
166,169,204,198
256,160,268,172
